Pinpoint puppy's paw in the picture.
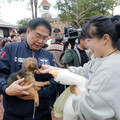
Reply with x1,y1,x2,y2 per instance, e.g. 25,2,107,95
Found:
35,100,39,107
34,86,41,91
43,81,50,86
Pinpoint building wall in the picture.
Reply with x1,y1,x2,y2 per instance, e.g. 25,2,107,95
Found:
0,27,9,37
0,28,4,37
51,21,69,34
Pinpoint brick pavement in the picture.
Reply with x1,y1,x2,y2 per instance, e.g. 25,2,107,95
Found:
0,95,4,120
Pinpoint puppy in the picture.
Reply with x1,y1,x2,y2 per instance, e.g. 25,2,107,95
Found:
7,57,50,106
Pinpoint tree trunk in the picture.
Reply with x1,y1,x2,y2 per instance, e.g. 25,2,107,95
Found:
34,0,38,18
30,0,34,18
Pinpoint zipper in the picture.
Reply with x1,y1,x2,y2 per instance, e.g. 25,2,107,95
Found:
32,51,35,58
32,50,36,120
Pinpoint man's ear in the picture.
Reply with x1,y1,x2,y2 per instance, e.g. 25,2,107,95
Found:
102,34,110,45
80,39,83,44
26,28,30,35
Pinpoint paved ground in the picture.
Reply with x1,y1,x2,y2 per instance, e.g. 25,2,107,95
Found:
0,95,4,120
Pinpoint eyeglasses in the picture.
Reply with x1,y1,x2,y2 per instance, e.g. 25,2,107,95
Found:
33,32,48,41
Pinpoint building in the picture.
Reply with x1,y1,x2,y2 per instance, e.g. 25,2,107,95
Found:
38,0,51,16
0,19,18,38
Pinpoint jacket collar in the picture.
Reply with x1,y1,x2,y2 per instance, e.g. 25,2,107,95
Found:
24,40,31,50
24,40,42,52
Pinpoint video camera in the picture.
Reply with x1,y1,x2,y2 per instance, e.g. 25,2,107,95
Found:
64,27,82,49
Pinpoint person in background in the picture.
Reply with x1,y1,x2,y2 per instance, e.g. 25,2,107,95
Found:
42,43,48,50
17,26,28,41
63,34,91,67
51,28,61,44
53,28,61,37
11,35,18,42
0,38,12,51
47,35,64,68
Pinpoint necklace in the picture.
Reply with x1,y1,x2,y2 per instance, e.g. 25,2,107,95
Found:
107,49,118,56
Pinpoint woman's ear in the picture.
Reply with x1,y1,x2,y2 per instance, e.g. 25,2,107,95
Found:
102,34,110,46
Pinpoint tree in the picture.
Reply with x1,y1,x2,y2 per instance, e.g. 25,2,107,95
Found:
29,0,38,18
29,0,34,18
55,0,120,28
17,18,31,27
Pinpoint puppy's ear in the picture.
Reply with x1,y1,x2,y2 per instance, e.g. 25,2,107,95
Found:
28,64,33,71
28,64,38,71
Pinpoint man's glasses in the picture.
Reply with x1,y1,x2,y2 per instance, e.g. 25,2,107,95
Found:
34,33,48,41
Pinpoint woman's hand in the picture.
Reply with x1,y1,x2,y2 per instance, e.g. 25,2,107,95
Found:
36,65,61,74
5,78,33,96
70,85,82,96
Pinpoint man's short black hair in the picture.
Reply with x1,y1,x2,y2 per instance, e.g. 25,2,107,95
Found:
53,28,61,33
11,34,16,39
42,43,48,48
28,18,52,36
17,26,28,34
78,33,85,44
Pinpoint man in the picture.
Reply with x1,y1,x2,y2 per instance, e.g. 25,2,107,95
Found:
63,34,91,67
53,28,61,37
47,35,64,68
17,26,28,41
50,28,61,44
11,34,18,42
0,18,63,120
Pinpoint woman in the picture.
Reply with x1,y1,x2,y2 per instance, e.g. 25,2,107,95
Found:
0,38,12,51
37,15,120,120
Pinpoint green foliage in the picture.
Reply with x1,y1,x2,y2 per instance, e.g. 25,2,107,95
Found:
17,18,31,27
55,0,120,28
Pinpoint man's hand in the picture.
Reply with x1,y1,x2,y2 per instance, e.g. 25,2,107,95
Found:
17,94,34,100
70,85,82,96
67,43,71,49
5,78,33,96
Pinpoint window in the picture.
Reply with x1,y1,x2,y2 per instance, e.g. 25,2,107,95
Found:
42,6,50,10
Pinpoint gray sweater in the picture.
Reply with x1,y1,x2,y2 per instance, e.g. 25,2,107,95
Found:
69,55,120,120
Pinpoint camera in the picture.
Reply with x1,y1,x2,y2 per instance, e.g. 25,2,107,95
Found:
64,27,82,49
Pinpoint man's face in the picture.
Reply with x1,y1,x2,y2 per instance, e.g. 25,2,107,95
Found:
27,26,49,51
12,36,18,42
80,39,89,50
19,33,27,41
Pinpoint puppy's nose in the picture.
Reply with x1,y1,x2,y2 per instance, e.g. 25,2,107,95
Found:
38,64,42,69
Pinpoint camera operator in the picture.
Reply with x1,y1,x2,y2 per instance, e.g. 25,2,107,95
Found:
63,34,91,67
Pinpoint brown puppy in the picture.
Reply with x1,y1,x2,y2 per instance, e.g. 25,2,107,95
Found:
7,57,50,106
